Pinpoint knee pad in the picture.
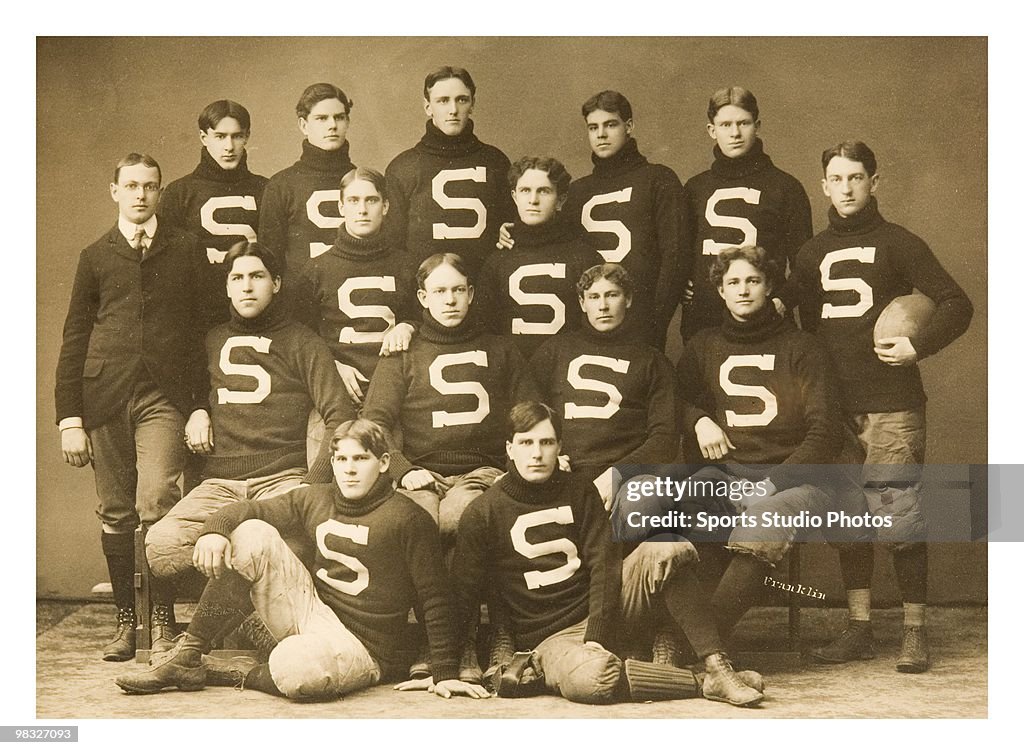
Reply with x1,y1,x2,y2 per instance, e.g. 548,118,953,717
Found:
726,539,791,569
230,520,281,560
866,484,927,545
269,635,342,700
556,647,623,705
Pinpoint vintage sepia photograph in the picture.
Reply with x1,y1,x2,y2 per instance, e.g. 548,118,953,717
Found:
34,34,988,730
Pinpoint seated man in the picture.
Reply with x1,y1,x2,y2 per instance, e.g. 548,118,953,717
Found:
612,245,841,703
145,241,354,645
442,402,702,705
529,262,679,506
116,419,487,701
360,252,538,538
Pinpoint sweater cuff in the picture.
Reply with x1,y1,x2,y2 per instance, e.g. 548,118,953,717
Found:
58,417,84,432
430,661,459,684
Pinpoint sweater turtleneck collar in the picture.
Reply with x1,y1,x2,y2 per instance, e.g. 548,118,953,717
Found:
331,472,396,517
710,138,772,179
229,296,288,333
419,309,481,344
591,137,647,177
512,213,579,248
417,119,483,158
332,224,388,260
194,148,253,183
499,460,567,505
827,196,885,235
720,302,787,344
299,139,353,175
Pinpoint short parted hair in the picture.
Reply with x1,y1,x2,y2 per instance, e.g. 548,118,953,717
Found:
507,401,562,442
581,90,632,122
296,83,353,119
416,252,472,289
821,140,878,177
507,156,572,196
576,262,634,299
224,241,283,281
340,167,389,202
113,153,161,185
423,67,476,99
198,100,252,134
707,86,759,122
331,418,389,458
709,245,780,290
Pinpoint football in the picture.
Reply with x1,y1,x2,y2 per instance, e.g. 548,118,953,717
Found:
873,293,936,344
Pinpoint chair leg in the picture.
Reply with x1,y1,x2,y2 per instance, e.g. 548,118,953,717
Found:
787,543,801,652
133,525,152,660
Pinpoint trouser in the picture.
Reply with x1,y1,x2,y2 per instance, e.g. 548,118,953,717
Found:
400,466,503,538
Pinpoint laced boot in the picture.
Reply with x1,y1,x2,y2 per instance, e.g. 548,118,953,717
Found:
114,633,206,694
483,624,516,693
700,652,763,707
895,626,929,673
150,604,177,654
808,620,875,663
102,607,136,662
204,654,259,688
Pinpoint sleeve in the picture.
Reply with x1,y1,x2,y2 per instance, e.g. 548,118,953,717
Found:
157,182,186,231
527,339,557,405
651,168,687,338
288,262,322,334
677,180,699,303
506,340,542,405
579,484,622,649
257,178,289,275
490,150,516,235
54,250,98,424
448,500,491,661
765,336,843,490
615,352,680,466
298,331,357,483
383,156,412,252
361,352,416,481
201,486,306,539
676,336,713,437
190,329,214,415
473,255,502,335
781,239,823,331
893,230,974,359
779,176,814,276
404,506,460,682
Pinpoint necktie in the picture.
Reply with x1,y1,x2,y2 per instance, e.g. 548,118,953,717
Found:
132,228,149,257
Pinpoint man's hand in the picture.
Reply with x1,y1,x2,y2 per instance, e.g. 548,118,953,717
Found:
393,676,492,699
496,222,515,250
772,297,787,317
192,533,233,579
185,409,214,454
695,416,735,460
380,323,415,357
874,336,918,367
627,539,697,594
680,279,694,304
61,427,92,467
557,454,572,472
401,469,436,491
594,467,614,511
335,361,369,405
735,477,777,513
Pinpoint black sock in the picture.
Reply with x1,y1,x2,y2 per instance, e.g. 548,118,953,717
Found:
893,543,928,604
187,571,254,647
660,570,724,659
100,532,135,611
838,543,874,591
711,553,770,641
244,663,285,697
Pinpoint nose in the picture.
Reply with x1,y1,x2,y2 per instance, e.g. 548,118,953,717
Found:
528,190,539,205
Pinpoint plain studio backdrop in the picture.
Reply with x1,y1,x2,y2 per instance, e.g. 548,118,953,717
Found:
36,37,986,600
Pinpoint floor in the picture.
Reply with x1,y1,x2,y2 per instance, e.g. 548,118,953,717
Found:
36,601,987,719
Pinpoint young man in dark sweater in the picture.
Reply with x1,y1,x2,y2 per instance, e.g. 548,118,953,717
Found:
787,142,973,673
680,87,812,342
259,83,356,290
561,91,686,350
385,66,514,276
476,156,603,358
360,252,538,538
116,419,488,701
291,167,419,407
55,153,205,661
144,242,354,636
613,245,841,705
159,100,269,331
529,263,679,508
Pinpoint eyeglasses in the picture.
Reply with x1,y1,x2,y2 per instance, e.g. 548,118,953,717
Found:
119,182,160,194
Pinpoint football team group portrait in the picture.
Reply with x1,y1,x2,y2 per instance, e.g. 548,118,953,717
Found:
36,36,987,718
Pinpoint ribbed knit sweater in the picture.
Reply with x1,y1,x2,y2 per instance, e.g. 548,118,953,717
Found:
452,463,621,651
197,300,355,483
360,311,539,480
787,199,973,413
201,474,458,682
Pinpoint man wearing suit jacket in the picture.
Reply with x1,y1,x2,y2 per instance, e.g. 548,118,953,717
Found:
55,153,204,662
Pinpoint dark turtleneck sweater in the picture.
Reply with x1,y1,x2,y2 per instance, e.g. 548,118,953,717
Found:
529,313,679,480
361,309,539,481
385,120,513,275
159,148,269,331
452,463,621,652
290,224,419,380
787,197,973,413
476,215,604,358
201,473,458,682
677,306,841,489
681,138,812,339
197,298,355,483
259,140,356,285
562,137,686,350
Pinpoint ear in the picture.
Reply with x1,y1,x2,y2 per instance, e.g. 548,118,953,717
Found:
753,118,762,134
578,295,587,313
505,440,513,458
381,199,390,217
422,98,432,118
707,121,717,141
417,288,428,308
820,178,830,199
298,116,309,138
378,452,390,473
272,277,282,294
109,182,118,203
556,193,567,212
869,173,880,195
717,283,727,302
624,118,634,136
624,293,633,309
467,284,475,305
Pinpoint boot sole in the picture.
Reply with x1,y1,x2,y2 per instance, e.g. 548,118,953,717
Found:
115,678,206,695
807,650,876,664
703,690,764,708
895,660,929,673
103,651,135,662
